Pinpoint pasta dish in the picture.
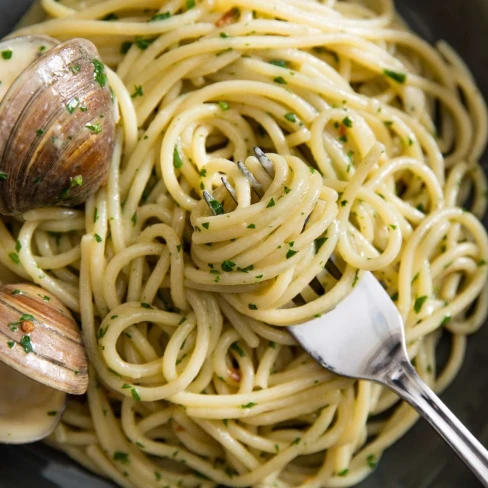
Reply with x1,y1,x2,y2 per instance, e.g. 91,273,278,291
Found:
0,0,487,486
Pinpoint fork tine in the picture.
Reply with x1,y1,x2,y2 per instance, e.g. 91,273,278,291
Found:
324,259,342,280
203,190,225,216
237,161,264,197
253,146,275,177
221,177,238,203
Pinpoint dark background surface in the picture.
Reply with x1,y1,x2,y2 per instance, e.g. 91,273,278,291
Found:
0,0,487,487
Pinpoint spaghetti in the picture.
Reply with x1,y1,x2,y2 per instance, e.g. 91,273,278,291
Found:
0,0,487,486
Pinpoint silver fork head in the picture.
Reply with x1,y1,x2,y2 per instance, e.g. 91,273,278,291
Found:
288,271,407,382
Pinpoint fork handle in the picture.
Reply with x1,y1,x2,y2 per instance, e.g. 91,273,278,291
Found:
385,360,488,486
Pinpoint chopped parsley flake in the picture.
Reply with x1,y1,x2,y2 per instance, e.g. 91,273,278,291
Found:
383,69,407,84
7,341,15,349
314,237,328,254
237,265,254,273
94,234,103,243
66,97,80,114
15,240,21,253
19,314,35,322
113,452,130,464
216,47,232,56
269,59,287,68
231,342,245,357
9,252,20,264
135,37,155,50
247,223,256,229
338,469,349,477
149,12,171,22
208,198,224,215
20,335,33,354
131,85,144,98
440,315,451,326
273,76,287,84
1,50,12,60
221,260,236,272
286,249,297,259
352,270,359,287
173,146,183,168
241,402,257,408
85,122,102,133
266,197,275,208
414,295,428,313
92,59,107,87
131,388,141,401
218,100,229,110
187,0,196,8
367,454,377,468
342,116,353,128
285,112,297,122
0,172,7,181
248,303,258,310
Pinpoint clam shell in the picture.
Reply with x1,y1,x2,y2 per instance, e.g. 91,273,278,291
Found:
0,283,88,394
0,360,66,444
0,35,59,103
0,37,115,215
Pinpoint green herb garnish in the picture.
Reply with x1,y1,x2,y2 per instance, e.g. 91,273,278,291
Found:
221,260,236,272
383,69,407,84
131,85,144,98
20,335,33,354
92,59,107,87
149,12,171,22
414,296,428,313
284,112,297,122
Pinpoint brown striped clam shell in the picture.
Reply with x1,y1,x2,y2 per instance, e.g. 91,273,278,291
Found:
0,283,88,394
0,36,115,215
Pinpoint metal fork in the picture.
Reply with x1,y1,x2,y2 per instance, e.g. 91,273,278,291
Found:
203,147,488,485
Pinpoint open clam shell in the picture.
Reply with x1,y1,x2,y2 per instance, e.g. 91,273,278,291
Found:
0,360,66,444
0,283,88,395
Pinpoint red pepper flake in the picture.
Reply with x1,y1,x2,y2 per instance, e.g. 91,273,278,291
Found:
215,7,239,27
175,425,186,432
20,321,35,333
228,368,241,382
339,124,347,137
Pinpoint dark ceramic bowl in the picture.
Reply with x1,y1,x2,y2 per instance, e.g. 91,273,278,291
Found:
0,1,487,487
